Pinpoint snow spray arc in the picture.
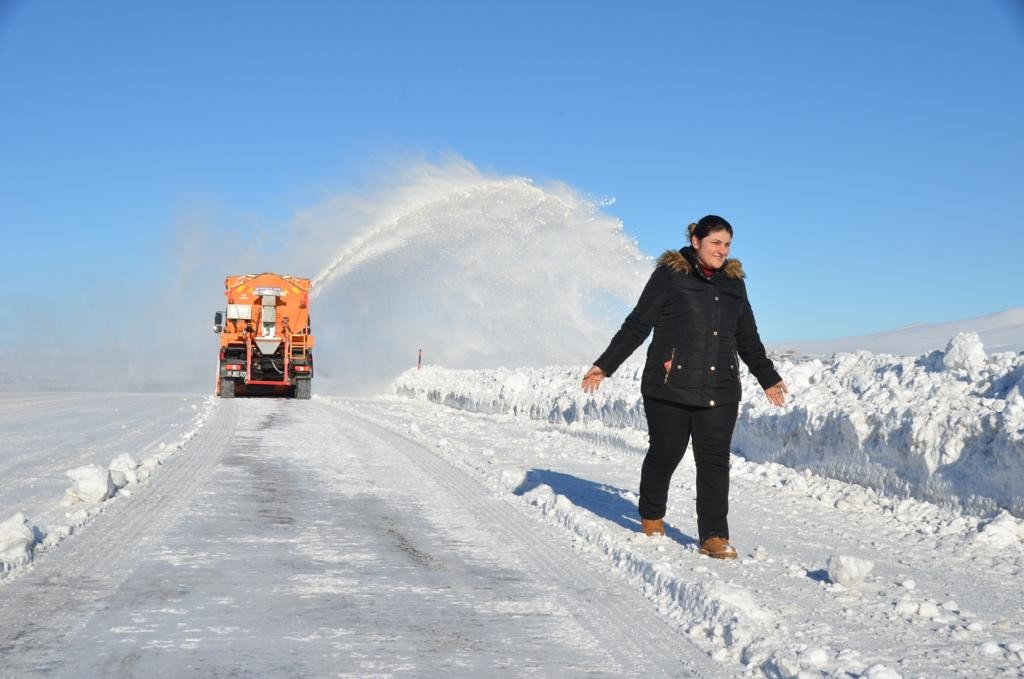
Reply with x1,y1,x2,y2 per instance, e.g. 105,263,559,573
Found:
292,157,651,394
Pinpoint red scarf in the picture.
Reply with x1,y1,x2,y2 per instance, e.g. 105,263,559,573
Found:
700,264,716,278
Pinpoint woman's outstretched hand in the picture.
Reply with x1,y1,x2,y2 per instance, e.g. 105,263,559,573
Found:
765,381,788,406
582,365,606,393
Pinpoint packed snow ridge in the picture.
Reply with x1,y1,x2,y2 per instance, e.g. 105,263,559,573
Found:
0,397,218,578
393,332,1024,518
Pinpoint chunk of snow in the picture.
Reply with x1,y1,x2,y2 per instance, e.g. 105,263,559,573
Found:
862,664,902,679
110,453,140,472
706,581,773,625
502,372,530,394
762,655,802,677
802,646,829,667
65,464,115,503
109,468,128,489
65,508,90,524
499,467,527,491
826,555,874,587
973,511,1023,549
108,453,140,488
553,494,574,511
942,332,987,375
0,512,35,571
42,525,71,548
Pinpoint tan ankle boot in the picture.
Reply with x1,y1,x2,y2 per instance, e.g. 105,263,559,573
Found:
641,518,665,536
699,537,737,559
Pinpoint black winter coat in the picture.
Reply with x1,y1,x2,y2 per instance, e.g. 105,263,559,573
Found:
594,247,781,407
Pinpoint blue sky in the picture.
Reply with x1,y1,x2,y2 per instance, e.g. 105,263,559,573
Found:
2,1,1023,345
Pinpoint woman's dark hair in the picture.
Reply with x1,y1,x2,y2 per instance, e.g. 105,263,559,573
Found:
687,215,733,241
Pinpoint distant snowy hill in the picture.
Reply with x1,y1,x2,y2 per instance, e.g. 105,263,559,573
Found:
771,308,1024,356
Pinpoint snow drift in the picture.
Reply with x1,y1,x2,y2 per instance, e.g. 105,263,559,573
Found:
393,332,1024,516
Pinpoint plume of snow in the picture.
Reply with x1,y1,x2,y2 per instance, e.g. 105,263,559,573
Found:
289,157,651,394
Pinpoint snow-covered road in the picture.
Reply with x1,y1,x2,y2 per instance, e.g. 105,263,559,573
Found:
338,396,1024,677
0,397,714,677
2,391,1023,677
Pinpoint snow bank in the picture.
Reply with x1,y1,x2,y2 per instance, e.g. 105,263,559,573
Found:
735,333,1024,518
0,513,35,572
393,333,1024,517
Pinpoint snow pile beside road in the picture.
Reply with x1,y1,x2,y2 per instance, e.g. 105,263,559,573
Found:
65,465,115,503
393,332,1024,517
0,513,35,573
735,332,1024,517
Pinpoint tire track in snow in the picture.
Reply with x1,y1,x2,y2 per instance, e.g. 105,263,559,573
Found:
332,404,723,679
0,401,237,672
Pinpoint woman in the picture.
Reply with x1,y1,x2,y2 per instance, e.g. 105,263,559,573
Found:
582,215,787,559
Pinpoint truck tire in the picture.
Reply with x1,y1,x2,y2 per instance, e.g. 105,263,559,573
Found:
220,379,236,398
294,379,311,400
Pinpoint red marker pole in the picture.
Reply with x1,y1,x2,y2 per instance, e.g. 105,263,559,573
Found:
417,349,422,370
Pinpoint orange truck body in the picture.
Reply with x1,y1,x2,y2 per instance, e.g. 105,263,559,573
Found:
213,273,315,399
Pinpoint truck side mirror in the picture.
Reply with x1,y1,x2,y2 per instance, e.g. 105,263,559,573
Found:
213,311,224,334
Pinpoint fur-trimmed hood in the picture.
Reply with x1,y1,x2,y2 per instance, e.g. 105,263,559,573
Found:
657,247,745,279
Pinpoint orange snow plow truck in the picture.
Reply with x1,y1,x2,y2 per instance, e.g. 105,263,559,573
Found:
212,273,315,399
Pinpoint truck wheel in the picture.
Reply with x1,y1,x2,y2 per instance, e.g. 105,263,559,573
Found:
294,380,311,400
220,379,236,398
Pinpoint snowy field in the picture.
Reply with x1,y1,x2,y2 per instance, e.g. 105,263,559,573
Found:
1,334,1023,677
0,392,215,574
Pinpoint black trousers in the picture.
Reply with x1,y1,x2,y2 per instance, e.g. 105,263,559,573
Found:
639,396,739,542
